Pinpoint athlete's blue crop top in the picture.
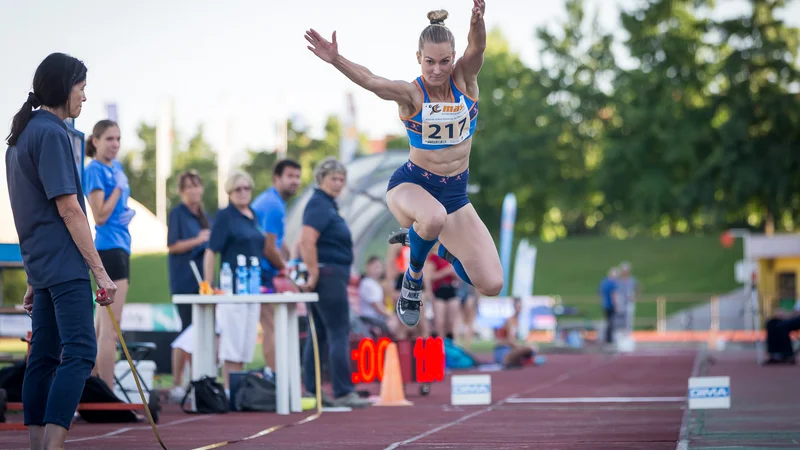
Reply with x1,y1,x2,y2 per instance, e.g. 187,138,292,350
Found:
402,75,479,151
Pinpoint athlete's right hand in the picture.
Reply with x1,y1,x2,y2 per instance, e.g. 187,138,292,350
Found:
305,29,338,63
92,268,117,306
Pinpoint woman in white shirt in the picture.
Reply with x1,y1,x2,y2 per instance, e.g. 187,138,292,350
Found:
358,256,390,322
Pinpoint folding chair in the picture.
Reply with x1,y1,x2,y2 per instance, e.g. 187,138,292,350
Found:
113,341,157,404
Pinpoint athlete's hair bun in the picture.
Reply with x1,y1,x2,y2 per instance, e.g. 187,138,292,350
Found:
427,10,448,26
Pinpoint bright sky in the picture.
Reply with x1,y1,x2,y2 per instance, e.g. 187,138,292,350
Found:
1,0,798,163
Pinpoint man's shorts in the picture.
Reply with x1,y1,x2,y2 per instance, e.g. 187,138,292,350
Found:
387,160,470,214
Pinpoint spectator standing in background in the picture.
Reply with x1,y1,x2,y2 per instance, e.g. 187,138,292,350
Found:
425,249,460,341
166,170,211,402
251,159,302,377
599,267,619,344
298,157,370,408
617,262,640,333
83,119,135,390
203,171,265,394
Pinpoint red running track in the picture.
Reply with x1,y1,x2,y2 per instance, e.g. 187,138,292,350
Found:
1,351,697,450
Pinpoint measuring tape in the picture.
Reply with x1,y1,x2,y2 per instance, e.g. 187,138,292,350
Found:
100,287,324,450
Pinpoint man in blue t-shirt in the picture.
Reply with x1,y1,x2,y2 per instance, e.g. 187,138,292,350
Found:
599,267,619,344
250,159,301,373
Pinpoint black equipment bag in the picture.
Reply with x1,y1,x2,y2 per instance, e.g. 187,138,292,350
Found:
181,376,229,414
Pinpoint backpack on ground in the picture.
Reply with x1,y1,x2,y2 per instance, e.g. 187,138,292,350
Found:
78,376,139,423
181,376,229,414
234,373,277,412
0,361,25,402
444,338,479,370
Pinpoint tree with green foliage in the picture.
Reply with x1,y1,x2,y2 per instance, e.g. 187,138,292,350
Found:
705,0,800,233
468,1,617,241
120,123,220,215
599,0,719,237
599,0,800,237
533,0,617,239
468,29,552,238
120,123,158,214
241,115,343,196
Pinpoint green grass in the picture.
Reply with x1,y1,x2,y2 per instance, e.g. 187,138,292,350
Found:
528,234,742,296
128,253,172,303
518,235,743,327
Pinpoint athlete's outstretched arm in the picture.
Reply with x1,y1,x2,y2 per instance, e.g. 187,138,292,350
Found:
457,0,487,81
305,28,417,105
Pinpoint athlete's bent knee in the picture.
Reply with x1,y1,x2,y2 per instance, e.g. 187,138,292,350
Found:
416,207,447,238
478,276,504,297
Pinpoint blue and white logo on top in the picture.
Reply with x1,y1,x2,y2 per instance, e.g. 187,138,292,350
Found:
453,384,491,396
688,376,731,410
689,386,730,399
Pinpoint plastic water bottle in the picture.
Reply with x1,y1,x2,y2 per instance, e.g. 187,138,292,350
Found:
220,262,233,295
249,256,261,295
236,254,249,295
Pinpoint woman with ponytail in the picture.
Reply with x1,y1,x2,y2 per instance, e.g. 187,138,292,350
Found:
82,119,135,390
6,52,117,450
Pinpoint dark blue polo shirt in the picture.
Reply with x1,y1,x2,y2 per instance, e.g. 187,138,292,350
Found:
208,204,266,279
167,203,211,295
5,110,90,288
302,188,353,267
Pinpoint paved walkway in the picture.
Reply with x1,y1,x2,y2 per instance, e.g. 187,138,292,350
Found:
666,288,759,331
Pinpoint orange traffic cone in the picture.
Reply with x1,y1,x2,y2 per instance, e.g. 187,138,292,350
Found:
375,342,413,406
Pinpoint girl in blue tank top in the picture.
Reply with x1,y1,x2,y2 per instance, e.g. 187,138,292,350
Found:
82,119,135,389
305,1,503,330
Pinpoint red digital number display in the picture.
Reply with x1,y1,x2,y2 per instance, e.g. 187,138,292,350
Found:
414,336,445,383
351,336,445,384
351,337,392,383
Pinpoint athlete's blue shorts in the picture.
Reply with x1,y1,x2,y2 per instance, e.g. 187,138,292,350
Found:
386,160,470,214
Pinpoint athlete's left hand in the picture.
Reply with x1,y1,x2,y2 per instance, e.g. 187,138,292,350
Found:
471,0,485,23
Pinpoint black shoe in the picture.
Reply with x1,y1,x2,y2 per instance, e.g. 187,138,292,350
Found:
388,228,410,246
396,272,423,327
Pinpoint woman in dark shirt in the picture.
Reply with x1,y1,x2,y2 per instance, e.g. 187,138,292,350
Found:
6,53,116,450
203,170,266,394
166,170,211,401
299,157,369,408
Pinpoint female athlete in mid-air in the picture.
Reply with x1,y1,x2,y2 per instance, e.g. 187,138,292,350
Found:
305,0,502,327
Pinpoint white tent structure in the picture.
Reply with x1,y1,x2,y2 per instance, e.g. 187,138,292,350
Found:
85,197,168,254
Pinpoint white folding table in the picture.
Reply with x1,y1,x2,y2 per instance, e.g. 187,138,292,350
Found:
172,293,318,415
